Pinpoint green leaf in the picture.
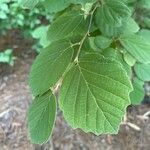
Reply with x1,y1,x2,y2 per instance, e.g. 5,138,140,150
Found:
59,53,132,134
73,0,97,5
19,0,41,9
102,48,118,59
94,36,112,49
102,48,132,77
123,17,139,34
29,40,74,96
42,0,70,13
0,49,15,66
88,37,101,52
28,90,56,144
123,52,136,66
143,17,150,28
138,0,150,9
138,29,150,43
95,0,131,27
130,78,145,105
134,63,150,82
94,0,131,37
0,12,7,19
95,16,137,38
47,11,87,42
42,0,96,13
95,15,127,37
32,26,50,48
120,34,150,64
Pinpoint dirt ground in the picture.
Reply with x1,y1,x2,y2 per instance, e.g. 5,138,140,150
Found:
0,31,150,150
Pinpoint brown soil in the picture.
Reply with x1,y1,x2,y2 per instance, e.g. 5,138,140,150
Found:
0,32,150,150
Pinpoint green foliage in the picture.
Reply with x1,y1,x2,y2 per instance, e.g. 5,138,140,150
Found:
31,25,50,52
60,53,132,134
130,77,145,105
28,90,56,144
0,0,52,38
94,36,112,49
29,40,74,96
19,0,41,9
0,49,15,66
120,34,150,64
134,63,150,81
47,10,88,42
20,0,150,144
0,1,9,19
95,0,131,27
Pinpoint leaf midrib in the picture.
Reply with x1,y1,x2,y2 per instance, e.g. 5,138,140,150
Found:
77,65,116,131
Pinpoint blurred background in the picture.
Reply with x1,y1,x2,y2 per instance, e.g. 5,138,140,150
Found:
0,0,150,150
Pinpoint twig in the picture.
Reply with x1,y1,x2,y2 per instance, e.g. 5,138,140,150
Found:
122,113,141,131
75,4,98,61
137,111,150,121
143,111,150,118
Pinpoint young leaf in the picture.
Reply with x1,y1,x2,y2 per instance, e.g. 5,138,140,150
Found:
29,40,74,96
120,34,150,64
28,90,56,144
123,52,136,66
59,53,132,134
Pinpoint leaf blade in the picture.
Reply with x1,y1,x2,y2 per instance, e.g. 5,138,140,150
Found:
120,34,150,64
59,53,132,134
29,40,74,96
47,11,87,42
28,90,56,144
